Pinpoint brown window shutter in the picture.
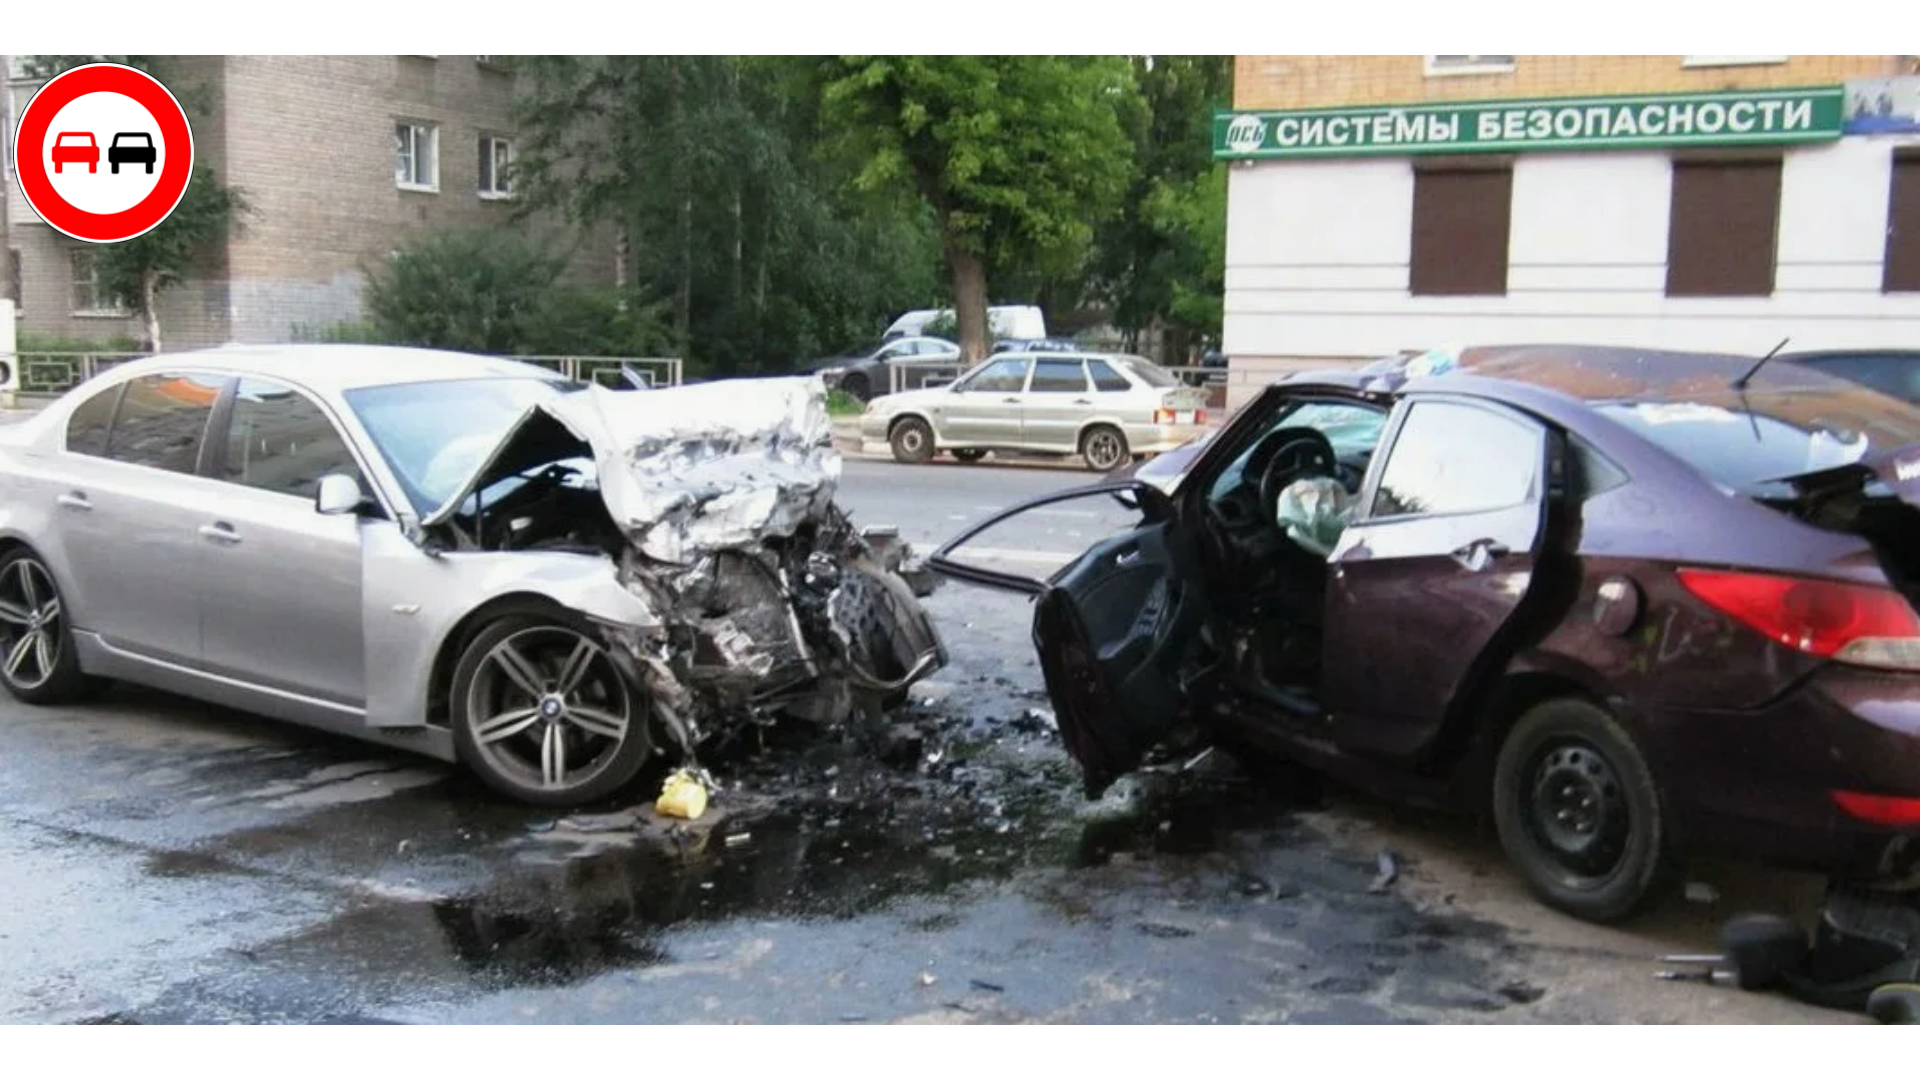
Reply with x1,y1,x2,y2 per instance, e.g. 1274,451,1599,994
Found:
1666,158,1782,297
1886,151,1920,293
1410,164,1513,296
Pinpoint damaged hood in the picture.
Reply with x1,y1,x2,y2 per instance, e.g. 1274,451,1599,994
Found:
424,375,843,564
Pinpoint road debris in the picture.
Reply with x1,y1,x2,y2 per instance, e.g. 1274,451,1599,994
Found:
1368,851,1400,893
656,769,712,820
1684,881,1720,904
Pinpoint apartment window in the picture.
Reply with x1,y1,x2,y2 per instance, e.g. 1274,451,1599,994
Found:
478,135,515,199
1683,56,1789,68
1666,157,1782,297
1886,151,1920,293
69,249,127,315
394,122,439,191
1425,55,1517,77
5,249,20,313
1409,161,1513,296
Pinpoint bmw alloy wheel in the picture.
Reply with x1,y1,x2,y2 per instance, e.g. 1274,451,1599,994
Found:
0,557,64,693
457,622,644,803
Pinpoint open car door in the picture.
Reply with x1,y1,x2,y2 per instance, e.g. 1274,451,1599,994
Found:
930,480,1211,797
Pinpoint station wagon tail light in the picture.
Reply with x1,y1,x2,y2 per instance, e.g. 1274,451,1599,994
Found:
1677,568,1920,671
1154,408,1206,425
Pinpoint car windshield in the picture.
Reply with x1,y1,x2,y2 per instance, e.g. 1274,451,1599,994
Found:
1115,356,1181,389
344,376,576,514
1595,391,1920,495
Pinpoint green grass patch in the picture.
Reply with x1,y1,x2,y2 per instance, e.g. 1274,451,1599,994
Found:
827,389,865,417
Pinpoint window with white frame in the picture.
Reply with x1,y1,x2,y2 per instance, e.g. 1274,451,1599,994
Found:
478,135,515,198
1425,55,1517,76
69,249,127,315
1683,56,1789,68
394,121,439,191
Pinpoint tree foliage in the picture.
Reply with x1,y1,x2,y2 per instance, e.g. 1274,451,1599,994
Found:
361,228,671,357
22,56,250,352
1090,56,1232,360
511,56,943,375
807,56,1136,360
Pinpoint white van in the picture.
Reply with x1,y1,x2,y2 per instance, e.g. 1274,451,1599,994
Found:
883,305,1047,342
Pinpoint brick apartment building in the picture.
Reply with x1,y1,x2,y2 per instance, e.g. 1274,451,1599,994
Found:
3,55,611,351
1215,55,1920,411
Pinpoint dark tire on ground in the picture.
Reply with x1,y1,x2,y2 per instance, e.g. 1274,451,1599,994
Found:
1492,696,1673,924
889,417,936,464
450,606,652,807
1081,424,1129,473
952,448,987,463
0,547,99,706
840,373,871,402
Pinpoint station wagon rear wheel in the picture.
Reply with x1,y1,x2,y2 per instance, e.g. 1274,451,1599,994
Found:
1081,425,1128,473
451,613,652,807
0,549,94,705
1493,697,1672,924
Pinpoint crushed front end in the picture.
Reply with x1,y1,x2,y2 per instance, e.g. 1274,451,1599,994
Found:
543,377,948,761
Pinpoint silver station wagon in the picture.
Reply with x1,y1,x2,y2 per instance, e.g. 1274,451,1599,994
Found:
857,351,1212,472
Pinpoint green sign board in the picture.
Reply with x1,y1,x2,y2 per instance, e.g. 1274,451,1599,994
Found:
1213,86,1847,160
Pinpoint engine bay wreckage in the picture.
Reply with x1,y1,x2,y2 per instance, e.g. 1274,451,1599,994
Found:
413,374,948,768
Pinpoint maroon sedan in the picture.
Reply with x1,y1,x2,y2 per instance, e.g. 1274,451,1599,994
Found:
931,344,1920,924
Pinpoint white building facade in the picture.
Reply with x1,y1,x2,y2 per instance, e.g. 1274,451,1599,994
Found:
1218,59,1920,412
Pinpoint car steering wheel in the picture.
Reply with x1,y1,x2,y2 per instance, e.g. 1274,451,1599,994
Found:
1256,428,1339,524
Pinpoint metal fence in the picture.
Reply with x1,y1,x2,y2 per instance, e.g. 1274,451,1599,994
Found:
6,350,686,398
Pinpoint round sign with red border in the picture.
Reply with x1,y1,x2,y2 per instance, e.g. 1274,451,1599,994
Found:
11,62,195,244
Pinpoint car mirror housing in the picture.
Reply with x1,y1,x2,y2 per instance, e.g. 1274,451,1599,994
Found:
315,473,369,516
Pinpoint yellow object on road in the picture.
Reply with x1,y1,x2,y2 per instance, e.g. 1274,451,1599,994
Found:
656,769,710,820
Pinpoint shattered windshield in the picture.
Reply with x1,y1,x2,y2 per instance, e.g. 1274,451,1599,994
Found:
345,376,578,515
1595,394,1920,495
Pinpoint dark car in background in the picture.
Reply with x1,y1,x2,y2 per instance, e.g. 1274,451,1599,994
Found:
933,343,1920,924
1781,349,1920,408
806,336,960,402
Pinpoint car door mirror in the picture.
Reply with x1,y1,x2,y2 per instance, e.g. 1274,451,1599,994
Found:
315,472,369,516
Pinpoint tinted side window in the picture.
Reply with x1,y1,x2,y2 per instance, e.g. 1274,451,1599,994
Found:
963,358,1030,394
222,378,363,500
105,373,226,474
1371,401,1541,518
1088,360,1131,392
64,383,124,457
1030,359,1088,393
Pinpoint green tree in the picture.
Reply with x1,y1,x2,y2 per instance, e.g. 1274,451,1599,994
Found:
22,56,250,353
809,56,1137,361
360,228,671,357
1090,56,1232,362
511,56,941,375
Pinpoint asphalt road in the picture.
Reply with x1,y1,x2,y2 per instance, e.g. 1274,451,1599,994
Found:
0,458,1850,1024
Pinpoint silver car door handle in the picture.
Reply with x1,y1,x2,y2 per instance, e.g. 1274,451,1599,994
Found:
1450,537,1510,571
56,491,91,511
1002,397,1021,404
1073,398,1092,405
198,522,241,545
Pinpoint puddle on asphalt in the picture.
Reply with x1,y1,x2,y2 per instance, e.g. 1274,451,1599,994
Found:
115,675,1364,1016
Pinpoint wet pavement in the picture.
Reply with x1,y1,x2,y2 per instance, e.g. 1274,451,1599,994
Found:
0,460,1856,1024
